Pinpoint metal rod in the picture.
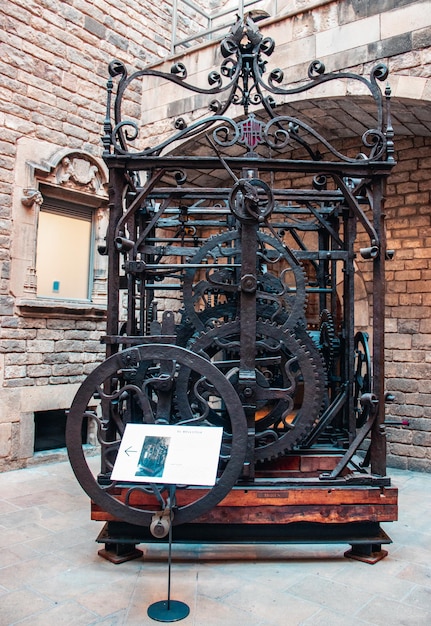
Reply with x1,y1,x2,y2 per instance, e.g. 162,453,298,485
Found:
167,486,175,609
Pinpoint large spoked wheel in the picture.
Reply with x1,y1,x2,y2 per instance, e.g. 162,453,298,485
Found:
66,344,247,526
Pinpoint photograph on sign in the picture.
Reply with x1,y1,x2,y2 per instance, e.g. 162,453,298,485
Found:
135,435,170,478
111,424,223,486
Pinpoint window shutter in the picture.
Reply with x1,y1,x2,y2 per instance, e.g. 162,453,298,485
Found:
41,199,92,222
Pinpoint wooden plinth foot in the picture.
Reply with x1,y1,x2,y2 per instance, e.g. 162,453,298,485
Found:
98,543,143,564
344,544,388,564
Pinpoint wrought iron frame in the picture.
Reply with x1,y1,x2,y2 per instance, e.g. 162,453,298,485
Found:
67,16,397,542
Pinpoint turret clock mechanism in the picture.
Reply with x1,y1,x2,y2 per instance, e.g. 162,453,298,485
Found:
67,16,398,563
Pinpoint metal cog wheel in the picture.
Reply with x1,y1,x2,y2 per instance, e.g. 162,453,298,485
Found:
176,300,292,348
66,344,248,526
181,229,308,335
174,319,326,462
318,308,339,373
176,302,239,348
353,331,372,428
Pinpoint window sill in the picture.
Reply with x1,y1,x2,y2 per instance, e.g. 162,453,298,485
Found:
17,298,107,319
28,445,100,467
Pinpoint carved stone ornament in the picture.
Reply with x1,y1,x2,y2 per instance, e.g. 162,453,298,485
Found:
21,188,43,207
55,156,103,193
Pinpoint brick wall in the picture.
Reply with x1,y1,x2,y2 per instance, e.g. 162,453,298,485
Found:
282,136,431,472
0,0,176,319
385,136,431,471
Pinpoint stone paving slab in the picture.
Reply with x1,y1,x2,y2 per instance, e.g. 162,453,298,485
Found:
0,462,430,625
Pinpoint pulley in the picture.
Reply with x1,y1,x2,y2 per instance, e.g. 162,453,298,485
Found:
150,507,172,538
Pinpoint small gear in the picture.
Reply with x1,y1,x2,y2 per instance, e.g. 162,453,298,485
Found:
176,300,292,347
353,331,372,428
228,178,274,222
318,308,339,373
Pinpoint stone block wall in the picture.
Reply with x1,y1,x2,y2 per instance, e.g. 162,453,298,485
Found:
0,318,106,389
0,0,206,470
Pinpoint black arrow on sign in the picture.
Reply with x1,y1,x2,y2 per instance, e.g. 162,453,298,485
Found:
125,446,137,456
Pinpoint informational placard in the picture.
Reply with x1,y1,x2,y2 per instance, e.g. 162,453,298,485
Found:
111,424,223,486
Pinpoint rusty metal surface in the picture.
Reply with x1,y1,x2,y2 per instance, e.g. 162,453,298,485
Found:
66,16,397,527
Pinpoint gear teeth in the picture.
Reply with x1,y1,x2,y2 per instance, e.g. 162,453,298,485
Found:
177,318,327,463
182,229,309,336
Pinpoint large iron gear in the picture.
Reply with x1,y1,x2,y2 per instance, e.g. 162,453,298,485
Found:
175,319,326,462
181,229,307,334
66,344,247,526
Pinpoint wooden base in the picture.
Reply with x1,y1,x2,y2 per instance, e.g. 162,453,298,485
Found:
95,519,393,564
91,455,398,563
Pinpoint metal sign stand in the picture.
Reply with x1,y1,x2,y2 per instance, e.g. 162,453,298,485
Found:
147,486,190,622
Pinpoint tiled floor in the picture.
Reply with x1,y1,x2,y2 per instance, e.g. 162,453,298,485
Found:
0,460,430,625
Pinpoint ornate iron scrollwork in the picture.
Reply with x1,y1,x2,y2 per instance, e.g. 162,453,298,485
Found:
102,16,393,164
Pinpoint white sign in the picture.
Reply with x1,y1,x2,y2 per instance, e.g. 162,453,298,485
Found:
111,424,223,486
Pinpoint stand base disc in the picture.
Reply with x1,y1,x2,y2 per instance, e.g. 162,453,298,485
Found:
147,600,190,622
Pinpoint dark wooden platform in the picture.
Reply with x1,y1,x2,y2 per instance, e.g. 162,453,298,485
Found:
91,455,398,564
